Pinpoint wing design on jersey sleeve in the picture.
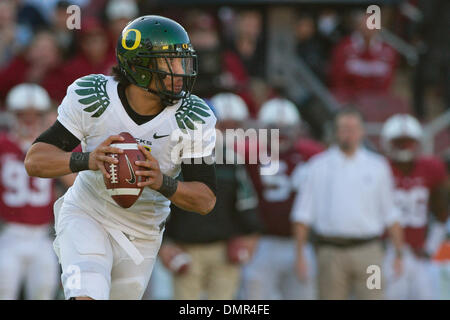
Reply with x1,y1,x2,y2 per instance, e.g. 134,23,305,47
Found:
175,95,211,130
74,74,110,118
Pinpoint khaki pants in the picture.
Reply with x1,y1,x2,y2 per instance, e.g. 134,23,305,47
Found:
317,241,384,300
240,237,317,299
173,241,240,300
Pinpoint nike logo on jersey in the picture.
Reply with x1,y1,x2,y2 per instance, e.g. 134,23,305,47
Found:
125,154,136,184
153,133,169,139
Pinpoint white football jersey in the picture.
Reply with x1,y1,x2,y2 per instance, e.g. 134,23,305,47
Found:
57,74,216,239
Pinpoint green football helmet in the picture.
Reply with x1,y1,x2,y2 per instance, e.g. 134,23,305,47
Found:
116,15,198,106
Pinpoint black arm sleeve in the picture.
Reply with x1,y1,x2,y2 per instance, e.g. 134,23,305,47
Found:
181,158,217,196
33,120,81,152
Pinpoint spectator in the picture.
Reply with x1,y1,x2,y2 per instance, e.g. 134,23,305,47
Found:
105,0,139,57
50,1,76,59
295,12,327,82
240,98,323,300
292,108,404,299
60,17,116,90
0,30,64,103
83,0,110,19
0,0,33,68
412,0,450,119
223,9,268,115
316,9,346,54
328,10,397,102
158,93,262,300
17,0,49,31
228,10,265,79
184,10,224,98
22,0,90,26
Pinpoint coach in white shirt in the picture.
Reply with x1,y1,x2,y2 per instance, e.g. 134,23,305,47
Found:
291,109,404,300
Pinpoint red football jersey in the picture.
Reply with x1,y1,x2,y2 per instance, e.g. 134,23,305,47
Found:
0,133,54,225
246,138,324,237
329,33,397,100
390,156,448,250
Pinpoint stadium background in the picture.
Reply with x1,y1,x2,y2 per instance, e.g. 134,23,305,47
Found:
0,0,449,299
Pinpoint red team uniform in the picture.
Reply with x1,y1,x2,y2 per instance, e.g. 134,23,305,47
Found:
0,133,54,225
384,157,448,300
249,139,324,237
0,133,58,300
390,157,448,252
240,137,323,299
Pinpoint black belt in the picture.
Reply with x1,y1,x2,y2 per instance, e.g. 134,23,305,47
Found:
315,235,379,248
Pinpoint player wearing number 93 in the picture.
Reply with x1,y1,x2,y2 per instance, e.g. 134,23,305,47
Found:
0,84,60,300
25,16,217,300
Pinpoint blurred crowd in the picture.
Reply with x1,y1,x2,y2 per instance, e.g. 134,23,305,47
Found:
1,1,449,138
0,0,449,300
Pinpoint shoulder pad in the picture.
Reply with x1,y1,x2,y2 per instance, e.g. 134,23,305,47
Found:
73,74,111,118
175,94,214,130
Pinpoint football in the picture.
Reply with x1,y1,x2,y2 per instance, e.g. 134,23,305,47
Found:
104,132,146,208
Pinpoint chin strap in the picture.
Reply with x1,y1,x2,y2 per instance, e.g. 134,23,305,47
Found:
144,87,179,107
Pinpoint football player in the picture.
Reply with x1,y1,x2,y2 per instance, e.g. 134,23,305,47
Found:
157,93,261,300
0,84,59,299
25,16,217,300
381,114,448,299
240,98,324,299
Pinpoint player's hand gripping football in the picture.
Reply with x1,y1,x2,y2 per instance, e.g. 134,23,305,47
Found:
134,145,163,190
89,135,124,178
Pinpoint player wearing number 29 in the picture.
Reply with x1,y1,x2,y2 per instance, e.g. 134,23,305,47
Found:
381,114,448,299
0,84,59,299
25,16,217,300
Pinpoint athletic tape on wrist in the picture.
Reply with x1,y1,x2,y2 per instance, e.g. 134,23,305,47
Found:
70,152,90,173
158,174,178,198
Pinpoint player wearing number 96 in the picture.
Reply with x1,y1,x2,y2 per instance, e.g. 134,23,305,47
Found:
381,114,448,299
24,16,217,300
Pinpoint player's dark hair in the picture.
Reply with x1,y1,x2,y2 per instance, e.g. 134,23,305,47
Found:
111,65,132,87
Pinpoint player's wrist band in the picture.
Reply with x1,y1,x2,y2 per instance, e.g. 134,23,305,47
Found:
158,174,178,198
69,152,90,173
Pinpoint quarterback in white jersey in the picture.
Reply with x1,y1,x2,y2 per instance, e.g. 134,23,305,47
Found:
25,16,217,300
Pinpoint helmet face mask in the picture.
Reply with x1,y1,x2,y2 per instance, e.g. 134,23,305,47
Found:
381,114,423,163
266,123,300,153
6,83,51,145
387,136,420,162
15,109,46,126
148,52,197,100
116,16,198,106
